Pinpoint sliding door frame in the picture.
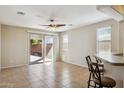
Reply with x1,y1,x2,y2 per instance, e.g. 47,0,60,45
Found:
27,31,56,64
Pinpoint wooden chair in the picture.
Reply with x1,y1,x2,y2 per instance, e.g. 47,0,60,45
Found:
85,56,104,87
89,61,116,88
95,57,104,75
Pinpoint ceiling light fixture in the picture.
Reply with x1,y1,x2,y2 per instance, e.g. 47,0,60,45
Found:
39,19,72,31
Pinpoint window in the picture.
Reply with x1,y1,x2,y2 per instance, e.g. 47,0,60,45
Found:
97,26,112,53
62,34,68,51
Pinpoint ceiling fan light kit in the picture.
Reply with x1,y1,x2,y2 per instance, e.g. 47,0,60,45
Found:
40,19,72,31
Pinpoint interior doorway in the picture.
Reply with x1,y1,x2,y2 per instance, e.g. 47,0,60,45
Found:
29,34,54,65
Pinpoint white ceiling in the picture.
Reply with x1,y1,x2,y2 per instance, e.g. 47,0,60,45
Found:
0,5,111,32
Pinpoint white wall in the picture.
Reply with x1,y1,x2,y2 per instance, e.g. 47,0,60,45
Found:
123,21,124,56
0,24,1,70
119,21,124,53
120,21,124,56
60,19,122,67
60,32,70,63
1,25,28,68
1,25,59,68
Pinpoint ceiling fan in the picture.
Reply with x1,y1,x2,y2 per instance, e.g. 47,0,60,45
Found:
39,19,72,30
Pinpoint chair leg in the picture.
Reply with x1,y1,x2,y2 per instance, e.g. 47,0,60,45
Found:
88,72,91,88
99,85,103,88
94,83,96,88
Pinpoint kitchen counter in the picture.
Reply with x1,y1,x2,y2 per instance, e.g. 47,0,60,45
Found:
95,53,124,66
95,53,124,88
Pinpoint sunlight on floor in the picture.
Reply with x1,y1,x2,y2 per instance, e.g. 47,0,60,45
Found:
30,55,42,62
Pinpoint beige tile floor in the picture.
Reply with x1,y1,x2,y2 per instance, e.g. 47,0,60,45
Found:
0,62,89,88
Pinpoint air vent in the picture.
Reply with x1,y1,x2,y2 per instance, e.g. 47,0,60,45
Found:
17,11,25,16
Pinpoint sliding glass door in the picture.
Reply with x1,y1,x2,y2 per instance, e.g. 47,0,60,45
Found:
29,34,55,64
30,34,43,64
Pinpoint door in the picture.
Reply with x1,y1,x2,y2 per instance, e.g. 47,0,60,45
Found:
29,34,43,64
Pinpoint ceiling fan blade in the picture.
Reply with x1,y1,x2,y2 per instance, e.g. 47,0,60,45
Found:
40,24,72,27
56,24,66,27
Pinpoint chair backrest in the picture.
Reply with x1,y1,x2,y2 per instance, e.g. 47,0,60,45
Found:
86,56,102,86
85,56,92,71
90,61,102,86
95,57,102,63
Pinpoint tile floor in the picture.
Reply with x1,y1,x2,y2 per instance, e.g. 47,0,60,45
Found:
0,62,89,88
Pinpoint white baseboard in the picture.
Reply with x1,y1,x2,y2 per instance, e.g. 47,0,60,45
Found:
1,62,88,70
1,64,28,69
61,61,88,68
